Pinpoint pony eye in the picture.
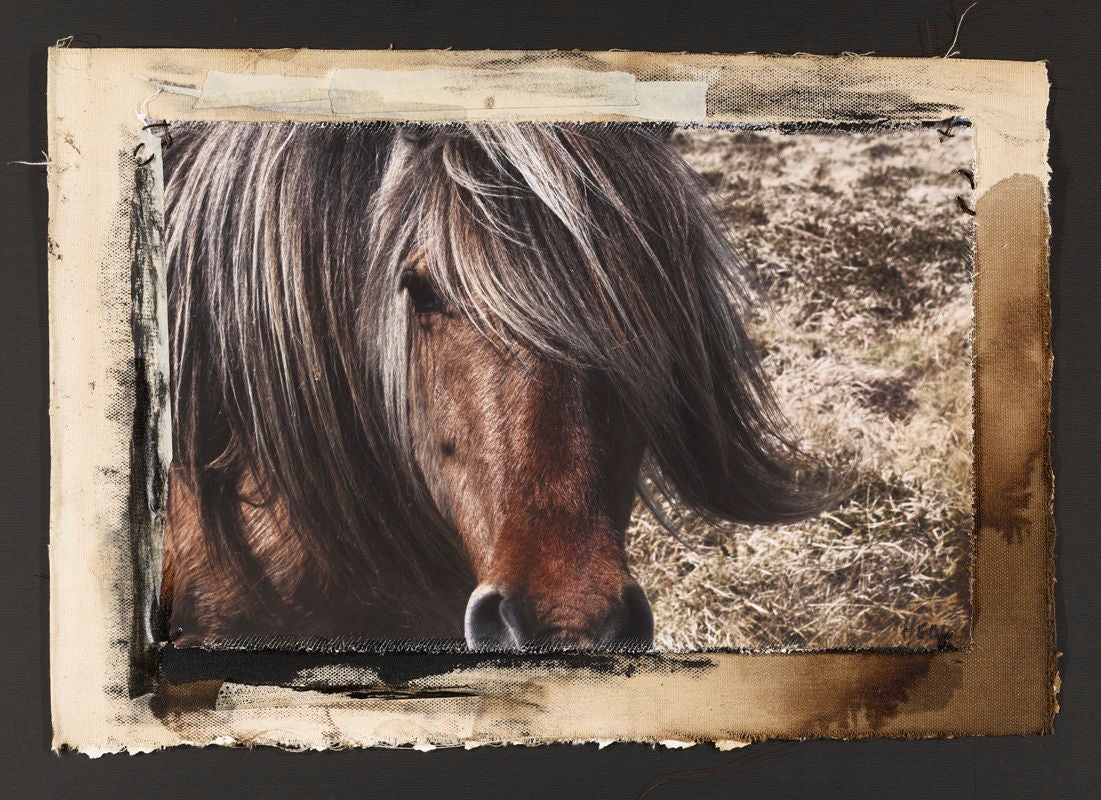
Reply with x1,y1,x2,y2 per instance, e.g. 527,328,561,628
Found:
399,271,444,314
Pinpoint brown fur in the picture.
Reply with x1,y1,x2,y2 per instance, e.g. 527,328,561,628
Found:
162,467,456,644
408,278,647,642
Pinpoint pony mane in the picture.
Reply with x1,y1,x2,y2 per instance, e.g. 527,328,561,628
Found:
164,121,474,630
164,121,836,625
365,123,836,529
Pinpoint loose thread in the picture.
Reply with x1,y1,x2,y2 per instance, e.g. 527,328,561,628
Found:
8,158,50,167
943,2,979,58
142,120,174,149
54,33,101,48
133,142,155,167
937,116,963,140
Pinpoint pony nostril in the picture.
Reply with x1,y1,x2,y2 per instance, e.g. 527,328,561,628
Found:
606,584,654,651
465,584,653,651
464,586,521,651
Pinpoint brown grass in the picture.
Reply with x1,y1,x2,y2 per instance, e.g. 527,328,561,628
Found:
627,126,976,651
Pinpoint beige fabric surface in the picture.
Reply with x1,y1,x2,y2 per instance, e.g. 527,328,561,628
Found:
47,49,1053,753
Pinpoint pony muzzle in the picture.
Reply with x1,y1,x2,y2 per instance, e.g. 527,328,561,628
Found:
464,583,654,652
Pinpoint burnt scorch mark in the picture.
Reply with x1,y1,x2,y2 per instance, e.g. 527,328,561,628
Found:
158,644,715,689
150,679,224,719
289,668,551,718
973,176,1051,545
469,53,963,120
128,145,170,697
315,686,483,700
153,645,709,723
716,88,960,122
306,680,550,725
476,52,612,73
694,118,973,137
980,448,1044,545
99,177,149,695
794,653,964,735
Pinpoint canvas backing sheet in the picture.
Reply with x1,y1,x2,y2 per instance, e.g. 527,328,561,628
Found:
47,49,1053,753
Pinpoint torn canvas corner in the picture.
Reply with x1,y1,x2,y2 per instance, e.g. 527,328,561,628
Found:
47,48,1053,754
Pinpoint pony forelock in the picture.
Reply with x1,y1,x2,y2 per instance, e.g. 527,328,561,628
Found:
365,123,837,528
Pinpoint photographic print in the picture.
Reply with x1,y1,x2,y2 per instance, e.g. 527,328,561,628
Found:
159,121,973,654
47,50,1053,751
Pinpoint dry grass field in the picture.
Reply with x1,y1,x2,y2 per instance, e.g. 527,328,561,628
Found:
627,125,975,651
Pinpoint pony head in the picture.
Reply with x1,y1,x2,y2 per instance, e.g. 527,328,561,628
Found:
164,121,836,651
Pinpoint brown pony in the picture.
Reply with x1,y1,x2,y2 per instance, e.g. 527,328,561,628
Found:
161,122,835,652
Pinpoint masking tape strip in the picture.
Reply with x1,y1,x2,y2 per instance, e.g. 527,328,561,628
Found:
179,68,708,121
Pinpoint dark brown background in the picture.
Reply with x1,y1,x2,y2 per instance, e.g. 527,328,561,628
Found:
2,1,1097,797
